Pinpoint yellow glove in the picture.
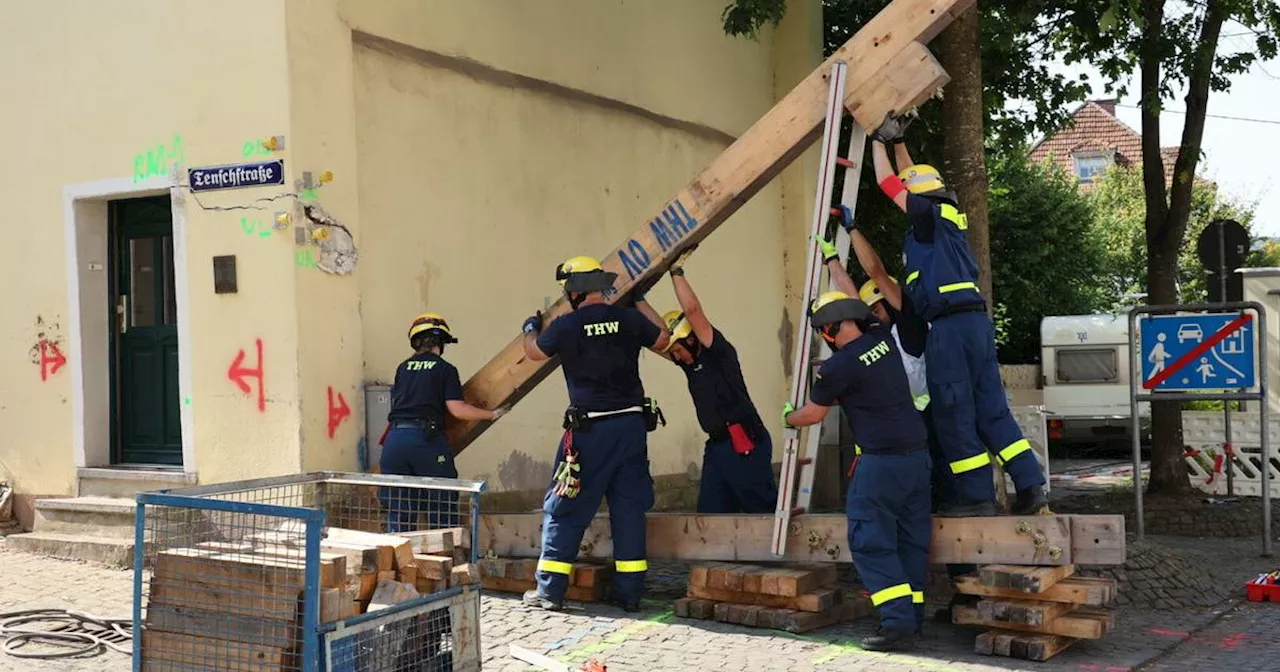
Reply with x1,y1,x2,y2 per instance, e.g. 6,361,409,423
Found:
782,402,797,429
814,234,839,264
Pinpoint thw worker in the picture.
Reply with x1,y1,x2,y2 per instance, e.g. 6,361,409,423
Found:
783,291,930,652
521,255,670,612
381,313,505,532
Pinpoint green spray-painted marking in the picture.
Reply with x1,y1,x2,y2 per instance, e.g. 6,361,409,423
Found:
296,249,317,269
242,139,274,158
183,397,192,406
133,135,184,183
299,187,319,202
240,216,274,238
558,610,673,663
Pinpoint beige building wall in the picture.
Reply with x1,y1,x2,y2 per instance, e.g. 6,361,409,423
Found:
0,1,303,506
0,0,822,513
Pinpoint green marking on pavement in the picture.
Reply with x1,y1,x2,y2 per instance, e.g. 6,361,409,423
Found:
558,609,674,663
770,631,970,671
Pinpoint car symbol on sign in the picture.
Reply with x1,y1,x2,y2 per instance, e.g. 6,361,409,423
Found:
1177,324,1204,344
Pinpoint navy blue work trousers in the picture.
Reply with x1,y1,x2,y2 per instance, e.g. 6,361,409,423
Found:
846,449,932,633
696,430,778,514
378,426,460,533
926,311,1046,504
536,414,654,605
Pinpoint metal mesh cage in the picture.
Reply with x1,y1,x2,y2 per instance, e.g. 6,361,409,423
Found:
133,472,484,672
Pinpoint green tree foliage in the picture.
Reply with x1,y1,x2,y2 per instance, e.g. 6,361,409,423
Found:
1089,165,1260,308
987,152,1106,363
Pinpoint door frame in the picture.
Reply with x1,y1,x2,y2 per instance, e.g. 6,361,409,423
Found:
63,175,195,475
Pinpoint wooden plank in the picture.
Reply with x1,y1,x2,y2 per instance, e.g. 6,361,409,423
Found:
977,598,1073,627
686,584,840,613
154,548,342,588
397,565,418,585
571,563,612,588
144,604,297,649
480,575,605,602
451,563,481,587
975,629,1078,661
368,579,419,612
1072,515,1126,565
955,575,1115,605
953,606,1111,639
400,529,455,555
392,540,416,571
356,572,378,601
415,576,440,594
979,565,1076,593
414,554,454,580
320,587,344,623
444,0,969,453
769,565,838,597
321,541,389,574
480,513,1125,565
141,630,288,671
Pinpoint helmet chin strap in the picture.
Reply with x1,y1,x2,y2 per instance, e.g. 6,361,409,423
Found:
819,324,841,350
567,291,586,309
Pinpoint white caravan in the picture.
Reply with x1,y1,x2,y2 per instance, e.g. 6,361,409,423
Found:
1040,314,1150,443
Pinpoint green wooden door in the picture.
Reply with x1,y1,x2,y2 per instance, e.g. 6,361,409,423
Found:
110,197,182,466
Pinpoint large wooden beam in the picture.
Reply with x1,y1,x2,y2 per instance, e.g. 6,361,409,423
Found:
478,513,1125,566
447,0,973,451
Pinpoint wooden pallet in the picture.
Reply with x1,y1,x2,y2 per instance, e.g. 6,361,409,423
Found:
953,564,1119,661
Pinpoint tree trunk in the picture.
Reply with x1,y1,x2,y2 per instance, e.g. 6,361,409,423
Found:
934,5,994,303
1141,0,1227,496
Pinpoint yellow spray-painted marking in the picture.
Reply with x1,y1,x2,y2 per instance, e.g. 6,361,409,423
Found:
547,607,969,672
558,610,673,663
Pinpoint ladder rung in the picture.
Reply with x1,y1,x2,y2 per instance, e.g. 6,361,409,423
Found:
791,506,807,516
798,458,813,466
835,157,855,169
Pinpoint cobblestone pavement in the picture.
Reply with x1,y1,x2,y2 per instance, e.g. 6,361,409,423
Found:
1137,600,1280,672
0,542,1272,672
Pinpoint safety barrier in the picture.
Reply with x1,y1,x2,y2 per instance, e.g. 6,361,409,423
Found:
133,472,484,671
1183,411,1280,496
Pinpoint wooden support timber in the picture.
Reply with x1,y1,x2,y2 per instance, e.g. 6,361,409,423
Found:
479,513,1125,566
446,0,973,451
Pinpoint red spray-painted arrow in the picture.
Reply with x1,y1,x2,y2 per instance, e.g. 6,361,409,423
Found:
39,341,66,381
327,387,351,438
228,339,265,411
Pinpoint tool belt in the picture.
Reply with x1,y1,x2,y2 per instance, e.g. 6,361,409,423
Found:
562,398,665,433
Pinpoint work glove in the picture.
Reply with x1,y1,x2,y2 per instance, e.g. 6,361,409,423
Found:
871,112,914,144
491,405,511,421
782,402,797,429
552,449,581,499
814,234,840,264
522,311,543,335
669,245,698,277
833,204,856,233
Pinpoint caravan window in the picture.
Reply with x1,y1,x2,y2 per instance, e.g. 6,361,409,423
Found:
1056,348,1118,384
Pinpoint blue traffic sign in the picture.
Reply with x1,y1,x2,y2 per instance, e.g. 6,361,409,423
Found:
1139,313,1256,391
188,160,285,192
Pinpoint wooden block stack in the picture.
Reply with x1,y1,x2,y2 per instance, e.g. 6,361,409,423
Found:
951,564,1119,662
142,525,479,668
674,563,873,634
477,557,614,602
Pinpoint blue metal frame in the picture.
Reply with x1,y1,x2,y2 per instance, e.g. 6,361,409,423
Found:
132,502,145,672
133,473,486,671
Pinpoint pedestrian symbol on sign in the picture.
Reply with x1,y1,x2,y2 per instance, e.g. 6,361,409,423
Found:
1147,333,1171,381
1195,358,1216,385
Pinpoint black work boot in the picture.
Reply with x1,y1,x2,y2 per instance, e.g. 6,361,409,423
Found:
1010,487,1049,515
933,592,980,623
522,590,563,611
862,627,917,652
936,500,997,517
608,596,642,613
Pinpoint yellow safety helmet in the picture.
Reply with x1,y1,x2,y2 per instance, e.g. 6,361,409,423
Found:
858,278,898,307
898,164,946,195
556,255,617,294
808,291,874,329
408,312,458,344
661,310,693,352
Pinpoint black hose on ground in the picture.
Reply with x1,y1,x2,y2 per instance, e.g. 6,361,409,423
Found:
0,608,132,659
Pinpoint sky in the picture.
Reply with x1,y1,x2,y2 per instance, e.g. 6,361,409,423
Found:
1023,26,1280,237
